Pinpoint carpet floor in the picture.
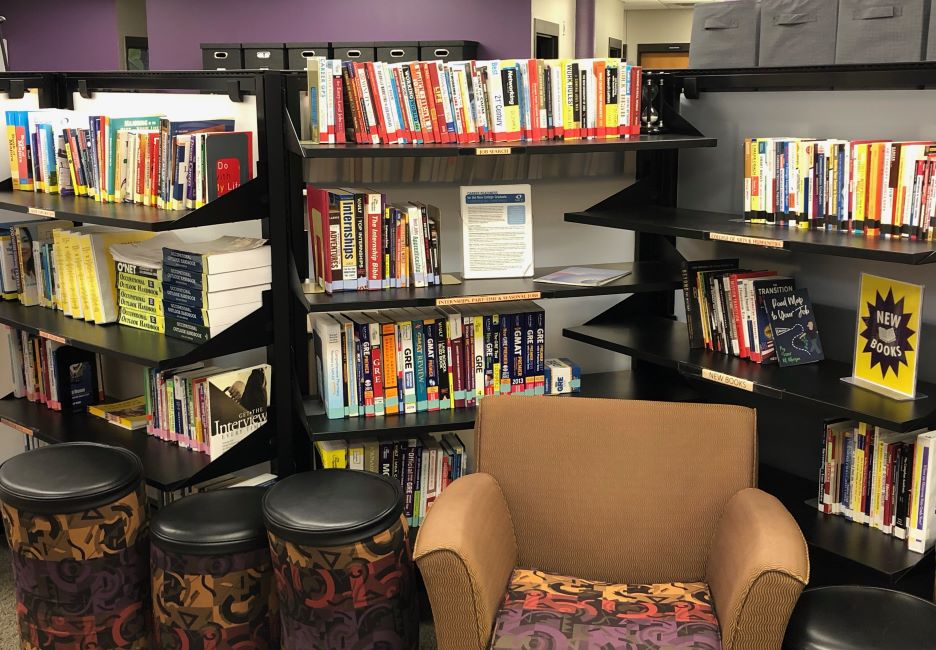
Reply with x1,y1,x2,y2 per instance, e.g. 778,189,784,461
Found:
0,546,439,648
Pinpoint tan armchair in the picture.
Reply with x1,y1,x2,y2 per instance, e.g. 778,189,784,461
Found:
414,396,809,650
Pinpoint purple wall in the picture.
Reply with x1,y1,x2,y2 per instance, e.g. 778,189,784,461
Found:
146,0,531,69
2,0,121,71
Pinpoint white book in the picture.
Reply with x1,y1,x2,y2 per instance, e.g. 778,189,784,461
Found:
880,143,894,233
395,313,416,414
550,62,564,134
348,442,365,470
375,62,400,144
163,236,270,275
315,57,328,144
406,205,427,288
5,326,24,398
366,313,385,416
436,61,457,141
419,444,430,525
333,314,359,418
619,63,631,135
165,266,273,293
909,430,936,554
312,315,344,420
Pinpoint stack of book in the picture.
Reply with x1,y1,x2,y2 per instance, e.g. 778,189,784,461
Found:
682,259,798,364
305,57,642,145
3,324,104,411
110,234,174,333
744,137,936,240
3,111,254,210
818,420,936,554
315,433,466,528
144,362,271,459
306,185,441,294
310,302,545,420
161,237,271,343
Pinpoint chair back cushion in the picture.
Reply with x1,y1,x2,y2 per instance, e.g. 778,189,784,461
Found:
475,396,756,584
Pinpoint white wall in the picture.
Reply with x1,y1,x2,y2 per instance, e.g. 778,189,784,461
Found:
532,0,577,59
623,8,693,54
595,0,625,58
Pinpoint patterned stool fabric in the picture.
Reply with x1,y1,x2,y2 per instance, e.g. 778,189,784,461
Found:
150,486,278,649
263,469,418,649
0,442,150,650
490,569,723,650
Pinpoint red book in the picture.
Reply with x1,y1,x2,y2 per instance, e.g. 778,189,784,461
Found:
333,71,346,144
527,60,543,142
426,62,452,144
883,442,897,531
135,134,147,203
441,454,451,490
409,63,435,144
148,133,160,206
371,333,384,416
341,65,365,144
451,335,465,408
390,65,413,143
364,62,389,144
594,60,607,139
305,185,333,292
629,65,642,136
352,63,380,144
421,62,444,144
729,271,775,359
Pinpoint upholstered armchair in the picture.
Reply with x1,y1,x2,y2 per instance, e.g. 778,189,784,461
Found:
414,396,809,650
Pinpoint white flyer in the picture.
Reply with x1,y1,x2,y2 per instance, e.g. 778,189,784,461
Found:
460,184,534,279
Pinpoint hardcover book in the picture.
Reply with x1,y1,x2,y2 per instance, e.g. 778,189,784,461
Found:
752,276,796,364
204,132,253,201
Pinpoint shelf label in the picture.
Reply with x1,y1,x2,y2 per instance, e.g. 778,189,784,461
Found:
436,291,541,307
475,147,513,156
701,368,754,392
39,331,68,345
709,232,784,249
27,207,55,218
0,418,32,436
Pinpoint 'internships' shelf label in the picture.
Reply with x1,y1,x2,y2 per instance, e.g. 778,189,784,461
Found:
436,291,541,306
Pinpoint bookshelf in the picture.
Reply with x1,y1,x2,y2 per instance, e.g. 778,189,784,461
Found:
549,66,936,595
0,71,279,493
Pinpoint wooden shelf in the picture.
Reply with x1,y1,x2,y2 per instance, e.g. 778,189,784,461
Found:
567,205,936,265
300,134,717,158
759,466,931,579
305,370,701,441
563,318,936,432
0,397,274,491
0,177,266,231
303,262,681,312
0,299,271,369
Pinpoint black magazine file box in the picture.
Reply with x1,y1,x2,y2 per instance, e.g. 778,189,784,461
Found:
201,43,243,70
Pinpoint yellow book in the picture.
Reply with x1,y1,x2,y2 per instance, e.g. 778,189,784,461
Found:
315,440,348,468
750,138,760,215
77,234,99,322
603,59,619,138
63,133,83,197
88,230,155,323
65,232,85,320
88,396,148,430
117,272,161,297
118,290,162,314
348,441,365,470
562,60,579,140
118,306,165,333
854,144,868,229
50,229,70,313
6,124,19,190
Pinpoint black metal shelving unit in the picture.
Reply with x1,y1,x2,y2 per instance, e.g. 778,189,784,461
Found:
0,71,281,490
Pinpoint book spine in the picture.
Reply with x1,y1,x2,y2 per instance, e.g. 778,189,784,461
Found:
360,321,374,417
381,323,399,415
369,321,384,417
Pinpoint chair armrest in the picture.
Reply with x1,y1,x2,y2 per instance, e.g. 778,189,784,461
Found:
414,472,518,650
706,487,810,650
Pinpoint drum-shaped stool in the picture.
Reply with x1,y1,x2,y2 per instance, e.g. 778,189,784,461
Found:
150,487,278,649
263,469,418,649
0,442,150,649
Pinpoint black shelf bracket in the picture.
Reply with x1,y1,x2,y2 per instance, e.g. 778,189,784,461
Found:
683,77,699,101
7,79,24,100
77,79,92,100
227,79,244,103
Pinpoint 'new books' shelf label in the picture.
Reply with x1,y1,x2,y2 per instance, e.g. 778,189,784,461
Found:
700,368,755,392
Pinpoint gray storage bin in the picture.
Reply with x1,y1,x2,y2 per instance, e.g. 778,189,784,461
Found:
419,41,480,62
201,43,242,70
836,0,930,63
243,43,286,69
760,0,838,66
689,1,761,68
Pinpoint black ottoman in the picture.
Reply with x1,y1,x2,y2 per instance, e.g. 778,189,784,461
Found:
150,486,279,649
0,442,150,649
783,585,936,650
262,469,418,649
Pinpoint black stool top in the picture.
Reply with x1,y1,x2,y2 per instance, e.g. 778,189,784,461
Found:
783,585,936,650
151,487,269,555
0,442,142,514
263,470,403,547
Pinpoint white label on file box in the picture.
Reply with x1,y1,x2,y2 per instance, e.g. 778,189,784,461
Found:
28,207,55,218
701,368,754,392
709,232,784,249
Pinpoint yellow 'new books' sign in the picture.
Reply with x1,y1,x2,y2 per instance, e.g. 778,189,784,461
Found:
851,273,924,399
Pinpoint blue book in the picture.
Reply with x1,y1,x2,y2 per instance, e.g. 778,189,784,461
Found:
411,315,428,412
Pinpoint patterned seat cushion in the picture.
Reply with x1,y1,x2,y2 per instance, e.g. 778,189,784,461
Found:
490,569,722,650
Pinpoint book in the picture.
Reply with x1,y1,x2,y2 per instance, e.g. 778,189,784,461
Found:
162,236,270,274
751,277,796,364
534,266,631,287
205,364,271,461
765,289,824,367
204,132,254,201
88,396,148,430
682,259,739,350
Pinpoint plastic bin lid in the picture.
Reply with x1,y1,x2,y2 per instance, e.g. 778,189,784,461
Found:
419,40,480,47
201,43,242,49
243,43,285,50
285,42,329,48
